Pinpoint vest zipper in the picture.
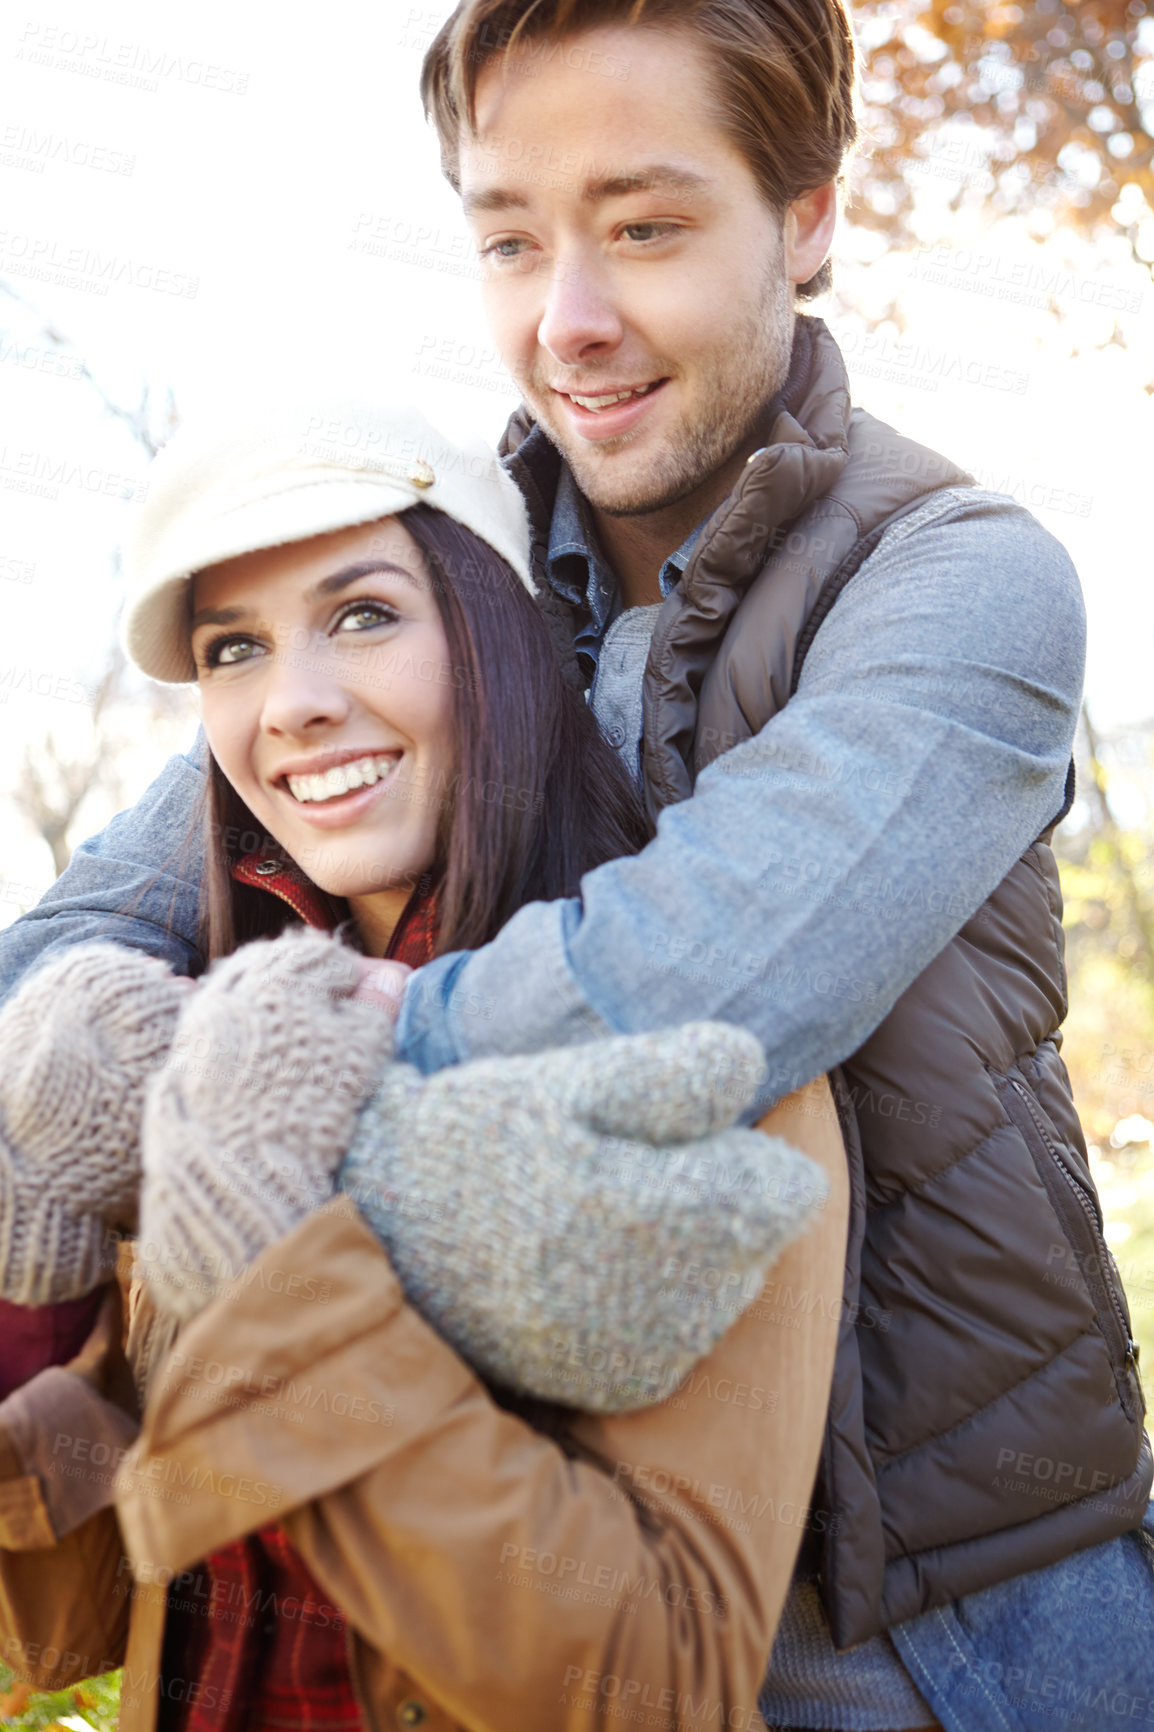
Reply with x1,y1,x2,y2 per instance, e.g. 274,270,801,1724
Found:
1007,1075,1140,1385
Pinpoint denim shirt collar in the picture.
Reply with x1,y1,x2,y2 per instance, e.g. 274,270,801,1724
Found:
544,464,704,674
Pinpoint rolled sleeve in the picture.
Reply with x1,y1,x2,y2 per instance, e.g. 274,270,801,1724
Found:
0,1287,139,1547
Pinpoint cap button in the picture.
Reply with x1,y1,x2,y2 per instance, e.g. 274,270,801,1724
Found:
408,461,435,489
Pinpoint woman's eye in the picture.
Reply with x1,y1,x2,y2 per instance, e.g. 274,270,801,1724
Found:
335,602,398,633
204,636,261,669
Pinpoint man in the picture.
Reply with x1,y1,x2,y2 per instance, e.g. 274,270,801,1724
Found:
2,1,1151,1726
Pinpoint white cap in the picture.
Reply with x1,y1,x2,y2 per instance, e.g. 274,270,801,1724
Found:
121,398,535,683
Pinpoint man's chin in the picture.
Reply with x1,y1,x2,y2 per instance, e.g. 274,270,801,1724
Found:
529,403,657,500
540,431,682,517
565,454,708,519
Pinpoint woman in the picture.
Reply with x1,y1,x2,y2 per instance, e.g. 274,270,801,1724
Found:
0,399,849,1732
129,399,829,1392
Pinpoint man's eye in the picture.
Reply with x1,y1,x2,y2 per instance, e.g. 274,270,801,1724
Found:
480,237,530,261
621,222,675,243
336,602,398,633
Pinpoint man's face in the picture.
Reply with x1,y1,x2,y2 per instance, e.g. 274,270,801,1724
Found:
460,25,797,518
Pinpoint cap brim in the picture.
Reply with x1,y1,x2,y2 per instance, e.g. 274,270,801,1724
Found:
122,477,415,682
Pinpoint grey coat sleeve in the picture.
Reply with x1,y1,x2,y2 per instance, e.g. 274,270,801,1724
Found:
395,490,1086,1101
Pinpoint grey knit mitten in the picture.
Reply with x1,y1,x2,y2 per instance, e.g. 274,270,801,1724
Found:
0,944,190,1304
138,928,396,1321
340,1027,828,1411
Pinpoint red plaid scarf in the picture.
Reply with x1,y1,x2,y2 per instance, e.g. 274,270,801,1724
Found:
165,863,440,1732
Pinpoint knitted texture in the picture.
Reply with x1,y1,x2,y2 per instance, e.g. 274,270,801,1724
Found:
340,1026,828,1411
0,944,189,1304
139,928,395,1321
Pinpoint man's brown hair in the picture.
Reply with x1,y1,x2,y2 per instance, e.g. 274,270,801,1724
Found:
421,0,857,297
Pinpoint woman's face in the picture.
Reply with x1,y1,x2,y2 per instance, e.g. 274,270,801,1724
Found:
192,516,457,933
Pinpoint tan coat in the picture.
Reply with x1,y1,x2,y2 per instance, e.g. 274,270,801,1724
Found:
0,1086,847,1732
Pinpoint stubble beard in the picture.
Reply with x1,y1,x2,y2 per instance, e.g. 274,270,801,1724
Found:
528,256,796,519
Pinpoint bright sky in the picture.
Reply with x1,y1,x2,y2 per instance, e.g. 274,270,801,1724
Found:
1,0,1152,913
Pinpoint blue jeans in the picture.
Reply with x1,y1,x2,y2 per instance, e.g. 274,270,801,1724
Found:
890,1500,1154,1731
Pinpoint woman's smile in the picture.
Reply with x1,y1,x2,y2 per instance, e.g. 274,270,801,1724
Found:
279,749,403,807
266,745,409,828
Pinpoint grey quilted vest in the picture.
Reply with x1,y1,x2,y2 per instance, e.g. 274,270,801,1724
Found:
501,315,1151,1649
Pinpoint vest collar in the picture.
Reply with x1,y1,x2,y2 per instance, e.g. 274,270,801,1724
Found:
678,317,852,601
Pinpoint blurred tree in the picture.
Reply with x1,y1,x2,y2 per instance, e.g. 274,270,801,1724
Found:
1056,703,1154,992
0,283,187,880
11,651,128,879
0,283,177,459
850,0,1154,269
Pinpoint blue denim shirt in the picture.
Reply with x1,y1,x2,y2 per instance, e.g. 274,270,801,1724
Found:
0,484,1085,1132
546,463,702,683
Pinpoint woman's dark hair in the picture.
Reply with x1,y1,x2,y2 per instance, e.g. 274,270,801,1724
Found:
201,502,654,960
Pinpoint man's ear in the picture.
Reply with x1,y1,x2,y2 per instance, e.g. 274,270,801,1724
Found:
783,181,838,287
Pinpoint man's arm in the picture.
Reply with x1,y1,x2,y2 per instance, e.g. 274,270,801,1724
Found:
0,738,207,1009
398,489,1085,1102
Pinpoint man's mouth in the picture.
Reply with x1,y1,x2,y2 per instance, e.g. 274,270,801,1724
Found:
283,752,401,805
560,379,667,413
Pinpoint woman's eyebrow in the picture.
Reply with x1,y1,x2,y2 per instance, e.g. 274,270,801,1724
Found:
190,603,245,630
190,561,421,630
304,561,422,600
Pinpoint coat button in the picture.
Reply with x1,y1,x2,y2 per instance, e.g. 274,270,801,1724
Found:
253,860,280,876
397,1701,428,1727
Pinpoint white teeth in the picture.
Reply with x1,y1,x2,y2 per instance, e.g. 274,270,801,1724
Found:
286,754,398,804
570,384,655,411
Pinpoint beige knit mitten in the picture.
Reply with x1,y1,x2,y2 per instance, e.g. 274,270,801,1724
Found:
340,1029,827,1410
0,945,190,1304
138,927,396,1320
138,925,827,1413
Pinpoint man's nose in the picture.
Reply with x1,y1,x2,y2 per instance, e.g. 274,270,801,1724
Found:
258,641,353,736
536,253,623,364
